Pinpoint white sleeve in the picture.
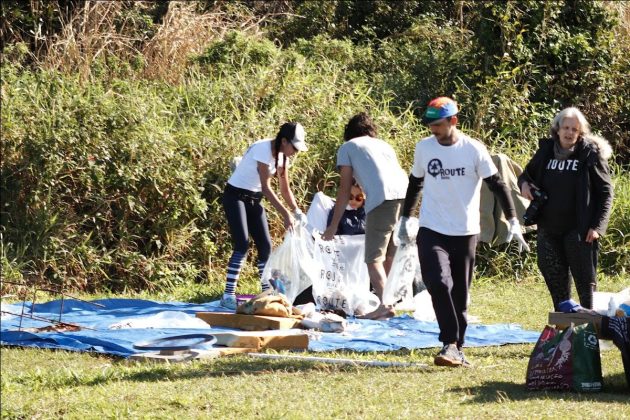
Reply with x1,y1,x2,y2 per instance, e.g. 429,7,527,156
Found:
251,142,269,164
411,142,425,178
476,143,498,179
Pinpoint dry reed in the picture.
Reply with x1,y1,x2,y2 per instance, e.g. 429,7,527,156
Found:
40,0,266,83
141,1,264,83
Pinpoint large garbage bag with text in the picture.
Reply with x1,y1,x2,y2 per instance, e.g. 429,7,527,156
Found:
261,226,318,304
311,233,379,316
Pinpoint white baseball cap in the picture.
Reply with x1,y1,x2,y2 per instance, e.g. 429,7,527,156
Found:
290,122,308,151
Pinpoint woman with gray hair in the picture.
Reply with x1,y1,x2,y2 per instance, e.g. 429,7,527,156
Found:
518,107,613,310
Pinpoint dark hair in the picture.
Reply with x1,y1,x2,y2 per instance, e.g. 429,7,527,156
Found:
344,112,377,141
273,122,297,172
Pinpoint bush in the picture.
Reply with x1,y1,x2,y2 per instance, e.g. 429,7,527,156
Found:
1,66,210,291
2,2,629,292
0,33,424,291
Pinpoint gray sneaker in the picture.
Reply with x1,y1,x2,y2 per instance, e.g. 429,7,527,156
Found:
434,344,463,367
220,295,237,311
459,350,473,368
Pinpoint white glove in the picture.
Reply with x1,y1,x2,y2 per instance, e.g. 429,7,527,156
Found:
397,216,412,245
506,218,530,253
293,209,307,226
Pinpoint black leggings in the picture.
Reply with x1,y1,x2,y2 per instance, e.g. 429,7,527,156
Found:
417,228,478,348
222,185,271,293
536,227,598,310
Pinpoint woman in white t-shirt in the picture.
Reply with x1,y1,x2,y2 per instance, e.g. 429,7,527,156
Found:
220,122,308,310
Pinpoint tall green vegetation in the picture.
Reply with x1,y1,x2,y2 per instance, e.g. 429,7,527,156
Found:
1,1,628,292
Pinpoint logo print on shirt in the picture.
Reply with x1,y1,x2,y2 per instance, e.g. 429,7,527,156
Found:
427,159,442,177
427,158,466,179
546,159,579,172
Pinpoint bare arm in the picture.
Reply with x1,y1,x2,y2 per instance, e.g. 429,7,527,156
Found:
258,162,294,231
277,164,299,213
322,166,353,240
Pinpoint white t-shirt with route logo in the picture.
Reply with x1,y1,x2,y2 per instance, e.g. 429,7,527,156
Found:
411,134,497,235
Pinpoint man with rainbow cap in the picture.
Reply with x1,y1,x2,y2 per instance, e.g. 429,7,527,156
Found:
399,96,529,367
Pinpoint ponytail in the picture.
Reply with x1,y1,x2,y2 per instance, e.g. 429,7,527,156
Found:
274,122,298,174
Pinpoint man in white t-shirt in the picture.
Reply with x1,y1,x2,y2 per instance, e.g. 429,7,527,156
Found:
399,97,529,367
323,113,408,319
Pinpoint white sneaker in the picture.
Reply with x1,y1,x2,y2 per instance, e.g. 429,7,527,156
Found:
220,295,237,310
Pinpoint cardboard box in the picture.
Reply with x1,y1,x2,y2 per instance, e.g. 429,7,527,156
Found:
196,312,303,331
548,312,603,335
213,330,309,350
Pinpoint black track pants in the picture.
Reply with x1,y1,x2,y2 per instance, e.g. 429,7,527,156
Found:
536,228,598,311
417,228,478,348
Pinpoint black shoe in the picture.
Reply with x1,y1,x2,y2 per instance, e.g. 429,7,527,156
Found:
434,344,463,367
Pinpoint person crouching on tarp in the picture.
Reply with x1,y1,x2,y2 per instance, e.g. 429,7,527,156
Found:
326,179,366,236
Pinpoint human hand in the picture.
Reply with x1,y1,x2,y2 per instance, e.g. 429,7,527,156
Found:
506,218,530,252
283,213,295,232
321,225,336,241
585,228,600,243
293,209,307,227
520,182,535,201
397,216,412,245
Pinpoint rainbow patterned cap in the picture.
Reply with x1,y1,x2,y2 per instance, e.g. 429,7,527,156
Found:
422,97,458,124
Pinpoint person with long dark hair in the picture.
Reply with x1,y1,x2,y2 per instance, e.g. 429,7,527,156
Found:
220,122,308,310
518,107,613,311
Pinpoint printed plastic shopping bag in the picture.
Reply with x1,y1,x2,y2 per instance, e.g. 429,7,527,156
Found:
261,225,319,304
526,323,602,392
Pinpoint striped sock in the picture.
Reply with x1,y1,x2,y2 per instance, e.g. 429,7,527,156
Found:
224,251,246,297
258,260,271,292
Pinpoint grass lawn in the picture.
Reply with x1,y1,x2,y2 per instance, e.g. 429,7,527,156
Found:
2,275,629,419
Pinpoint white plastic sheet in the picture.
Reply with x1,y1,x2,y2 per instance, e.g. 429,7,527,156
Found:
108,311,211,329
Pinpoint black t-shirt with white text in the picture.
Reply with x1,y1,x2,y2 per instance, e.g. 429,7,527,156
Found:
538,156,580,234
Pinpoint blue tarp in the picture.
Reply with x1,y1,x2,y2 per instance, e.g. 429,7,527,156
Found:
0,298,540,357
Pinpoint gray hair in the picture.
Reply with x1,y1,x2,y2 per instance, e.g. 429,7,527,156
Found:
550,107,591,140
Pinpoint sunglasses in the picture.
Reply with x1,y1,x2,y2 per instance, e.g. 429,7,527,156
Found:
349,193,365,201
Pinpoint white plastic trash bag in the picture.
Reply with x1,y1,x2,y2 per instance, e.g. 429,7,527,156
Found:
261,225,319,304
311,233,379,316
392,216,419,247
305,192,334,235
412,290,437,321
593,287,630,316
383,217,423,309
382,242,422,309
